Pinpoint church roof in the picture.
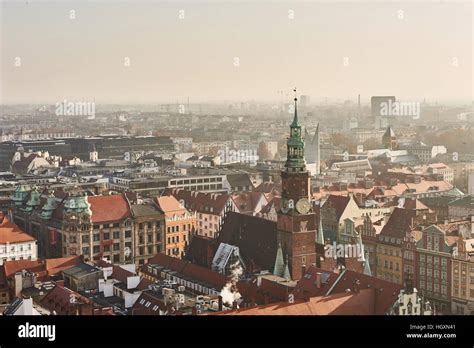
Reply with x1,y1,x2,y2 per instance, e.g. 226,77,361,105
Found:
218,212,277,273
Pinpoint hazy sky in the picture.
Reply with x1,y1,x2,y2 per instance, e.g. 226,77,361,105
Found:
1,1,472,104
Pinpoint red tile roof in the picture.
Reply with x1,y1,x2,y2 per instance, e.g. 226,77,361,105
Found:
155,196,189,219
88,194,131,223
326,269,402,314
293,266,402,315
2,256,83,283
144,253,227,289
0,215,36,244
217,288,377,315
40,284,93,314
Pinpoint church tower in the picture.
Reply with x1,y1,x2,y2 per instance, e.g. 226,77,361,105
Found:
382,126,397,150
276,90,317,280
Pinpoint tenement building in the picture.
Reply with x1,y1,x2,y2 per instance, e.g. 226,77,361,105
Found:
11,185,164,264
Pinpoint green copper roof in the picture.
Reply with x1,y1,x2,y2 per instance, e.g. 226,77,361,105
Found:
285,95,307,172
290,98,300,128
287,137,304,147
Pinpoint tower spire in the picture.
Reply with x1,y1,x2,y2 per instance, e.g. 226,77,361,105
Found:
291,88,300,128
285,88,306,173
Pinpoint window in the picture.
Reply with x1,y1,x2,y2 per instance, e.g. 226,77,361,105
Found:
93,233,100,242
82,235,89,243
103,245,110,252
93,245,100,253
113,243,120,251
125,230,131,238
103,233,110,240
113,231,120,239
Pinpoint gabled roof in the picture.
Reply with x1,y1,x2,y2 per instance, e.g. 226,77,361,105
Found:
163,188,230,215
254,181,281,195
217,212,277,272
217,288,378,315
40,284,93,314
325,195,351,220
379,207,416,238
144,253,227,290
232,192,267,213
259,197,281,216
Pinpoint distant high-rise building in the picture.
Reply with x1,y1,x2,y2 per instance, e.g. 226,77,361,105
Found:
372,96,396,129
300,95,310,107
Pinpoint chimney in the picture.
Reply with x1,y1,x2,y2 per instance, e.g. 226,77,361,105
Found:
315,272,322,289
218,296,223,311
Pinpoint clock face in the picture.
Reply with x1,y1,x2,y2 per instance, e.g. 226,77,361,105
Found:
296,198,311,214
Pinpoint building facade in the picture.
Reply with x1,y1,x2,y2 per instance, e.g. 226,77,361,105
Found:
156,196,196,259
416,225,453,314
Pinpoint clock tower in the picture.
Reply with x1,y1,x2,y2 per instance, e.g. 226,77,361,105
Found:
276,90,317,280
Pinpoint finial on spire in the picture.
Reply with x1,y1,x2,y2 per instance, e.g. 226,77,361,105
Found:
290,88,300,128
